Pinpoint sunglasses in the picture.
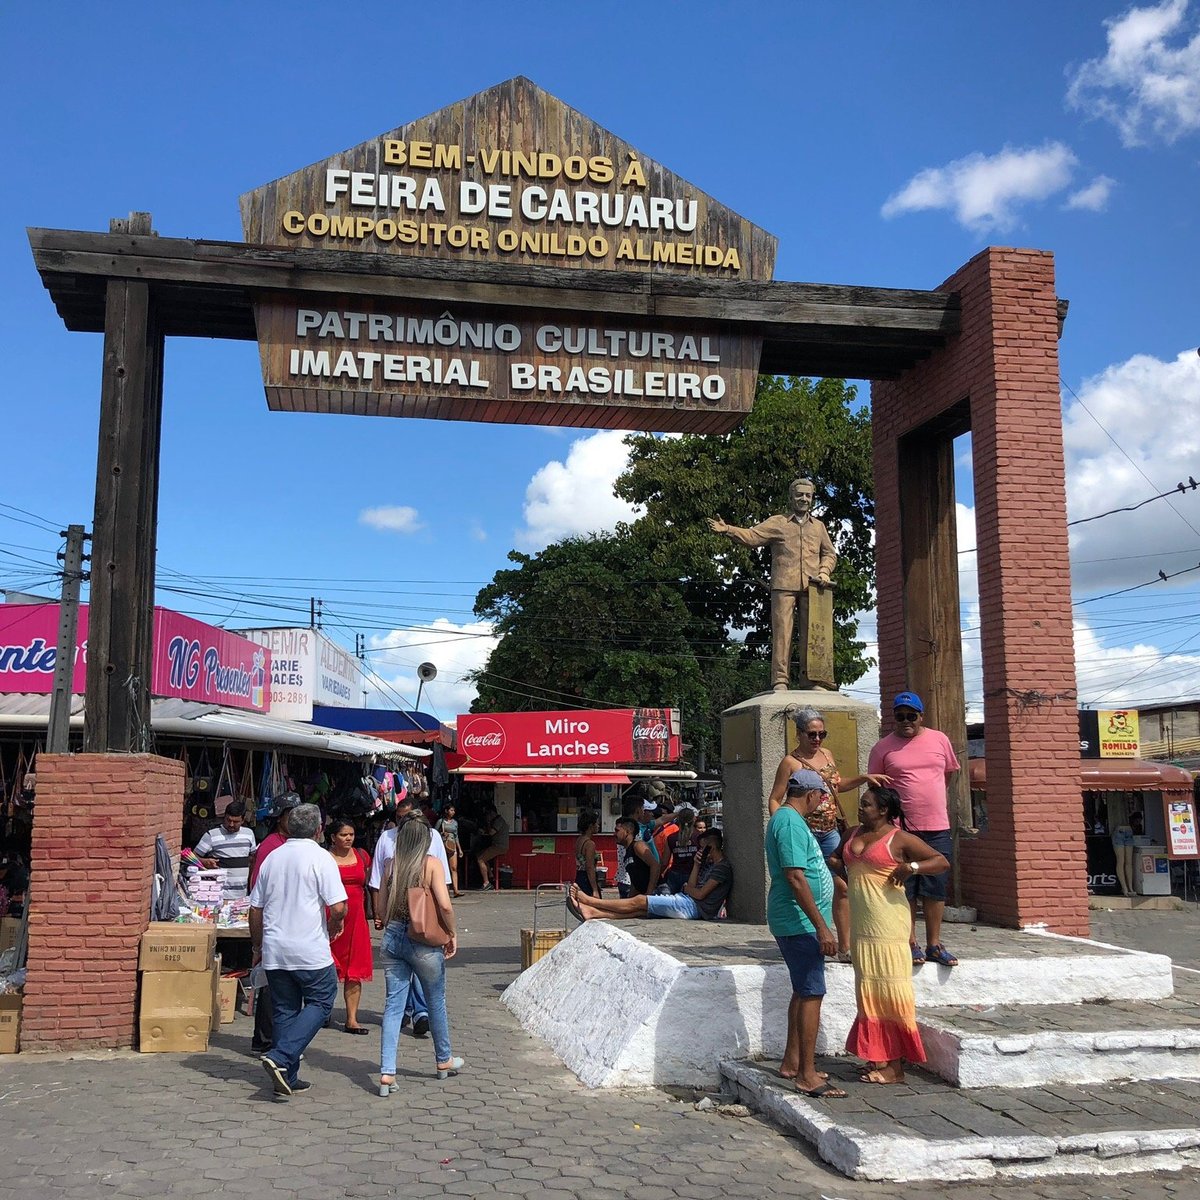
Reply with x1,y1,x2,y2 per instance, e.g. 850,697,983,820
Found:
894,710,921,721
804,730,828,741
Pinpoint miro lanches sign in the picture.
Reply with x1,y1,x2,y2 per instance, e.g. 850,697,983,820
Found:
241,77,776,434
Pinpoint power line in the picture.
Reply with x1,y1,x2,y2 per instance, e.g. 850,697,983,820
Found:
1068,477,1198,528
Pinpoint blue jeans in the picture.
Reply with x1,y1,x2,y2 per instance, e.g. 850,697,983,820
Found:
265,966,337,1085
406,975,428,1022
380,920,452,1073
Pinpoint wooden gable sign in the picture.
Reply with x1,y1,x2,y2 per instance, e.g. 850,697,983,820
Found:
241,76,776,433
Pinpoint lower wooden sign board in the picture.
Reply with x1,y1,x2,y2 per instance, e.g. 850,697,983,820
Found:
253,294,763,433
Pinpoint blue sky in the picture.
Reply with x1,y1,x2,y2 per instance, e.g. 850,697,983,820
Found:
2,1,1199,723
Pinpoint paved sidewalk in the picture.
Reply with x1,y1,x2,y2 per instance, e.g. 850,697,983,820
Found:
0,894,1197,1200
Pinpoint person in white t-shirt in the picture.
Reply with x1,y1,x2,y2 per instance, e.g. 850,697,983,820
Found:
249,804,347,1098
195,800,258,899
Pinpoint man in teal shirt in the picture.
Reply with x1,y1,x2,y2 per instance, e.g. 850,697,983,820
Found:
765,768,844,1099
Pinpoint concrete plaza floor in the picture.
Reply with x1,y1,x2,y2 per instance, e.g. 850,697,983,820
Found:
0,894,1197,1199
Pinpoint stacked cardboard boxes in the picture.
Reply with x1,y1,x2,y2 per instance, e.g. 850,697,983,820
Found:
138,922,217,1053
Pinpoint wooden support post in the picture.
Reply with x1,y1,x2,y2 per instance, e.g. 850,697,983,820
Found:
899,426,971,856
85,215,164,752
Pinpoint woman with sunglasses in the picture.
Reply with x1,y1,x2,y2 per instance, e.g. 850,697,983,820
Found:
768,706,889,962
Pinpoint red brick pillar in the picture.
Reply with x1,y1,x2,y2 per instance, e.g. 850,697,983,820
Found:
872,248,1087,936
22,753,184,1051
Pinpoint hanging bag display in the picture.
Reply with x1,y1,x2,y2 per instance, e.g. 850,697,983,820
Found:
192,746,214,796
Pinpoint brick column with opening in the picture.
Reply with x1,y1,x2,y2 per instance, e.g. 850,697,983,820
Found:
872,247,1087,935
22,753,184,1051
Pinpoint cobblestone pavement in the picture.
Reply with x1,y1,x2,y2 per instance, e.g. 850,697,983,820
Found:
1090,904,1200,970
0,894,1197,1200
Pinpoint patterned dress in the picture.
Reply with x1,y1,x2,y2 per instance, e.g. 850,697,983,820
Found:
842,827,926,1064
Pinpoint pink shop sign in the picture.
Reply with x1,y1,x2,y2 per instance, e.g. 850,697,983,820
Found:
0,604,271,713
152,609,271,712
0,603,88,692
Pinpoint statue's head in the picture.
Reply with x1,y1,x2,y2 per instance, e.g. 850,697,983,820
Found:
789,478,815,520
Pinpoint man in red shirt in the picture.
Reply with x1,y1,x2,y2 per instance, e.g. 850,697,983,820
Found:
868,692,961,967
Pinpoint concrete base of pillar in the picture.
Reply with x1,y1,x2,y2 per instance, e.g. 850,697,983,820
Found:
721,689,879,923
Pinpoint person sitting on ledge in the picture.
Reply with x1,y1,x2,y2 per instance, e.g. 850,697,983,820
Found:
567,829,731,922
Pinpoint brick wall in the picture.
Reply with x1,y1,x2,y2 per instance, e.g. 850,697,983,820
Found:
22,753,184,1051
873,248,1088,936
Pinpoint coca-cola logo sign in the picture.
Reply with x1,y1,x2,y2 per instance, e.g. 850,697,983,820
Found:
461,717,506,763
633,722,669,741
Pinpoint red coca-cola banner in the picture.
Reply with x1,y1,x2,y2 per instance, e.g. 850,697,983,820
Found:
456,708,680,767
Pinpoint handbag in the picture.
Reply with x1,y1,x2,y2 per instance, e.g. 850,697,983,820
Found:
406,884,452,947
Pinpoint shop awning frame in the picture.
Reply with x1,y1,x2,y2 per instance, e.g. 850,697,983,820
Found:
463,772,631,785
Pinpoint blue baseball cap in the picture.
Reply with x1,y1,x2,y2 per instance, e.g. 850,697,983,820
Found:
787,768,829,794
893,692,924,713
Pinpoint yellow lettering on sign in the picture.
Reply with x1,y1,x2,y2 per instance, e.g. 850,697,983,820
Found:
383,140,405,165
622,158,647,187
282,210,305,234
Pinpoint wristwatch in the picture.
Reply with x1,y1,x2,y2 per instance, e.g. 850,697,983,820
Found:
908,861,920,874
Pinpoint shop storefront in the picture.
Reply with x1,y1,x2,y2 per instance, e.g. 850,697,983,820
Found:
969,757,1199,900
453,707,693,888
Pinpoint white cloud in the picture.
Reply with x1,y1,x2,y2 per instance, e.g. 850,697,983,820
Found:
1074,616,1200,707
1063,348,1200,594
881,142,1078,232
1065,174,1117,211
1067,0,1200,145
363,619,497,719
469,522,487,542
514,429,641,550
359,505,424,535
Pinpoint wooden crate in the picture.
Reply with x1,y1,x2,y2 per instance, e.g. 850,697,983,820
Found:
520,927,565,971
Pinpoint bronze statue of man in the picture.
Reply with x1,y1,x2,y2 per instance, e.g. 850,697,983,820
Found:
708,478,838,691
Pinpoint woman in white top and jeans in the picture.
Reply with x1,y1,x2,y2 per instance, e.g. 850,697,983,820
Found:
376,816,462,1094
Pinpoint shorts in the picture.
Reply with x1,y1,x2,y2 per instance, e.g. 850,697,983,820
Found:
1112,827,1134,848
775,933,826,997
645,894,702,920
813,827,841,859
904,828,952,903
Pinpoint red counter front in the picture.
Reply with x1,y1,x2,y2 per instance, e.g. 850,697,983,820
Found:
495,833,616,889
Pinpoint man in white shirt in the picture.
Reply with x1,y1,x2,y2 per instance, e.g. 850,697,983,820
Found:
194,800,258,899
249,804,347,1098
368,802,450,1038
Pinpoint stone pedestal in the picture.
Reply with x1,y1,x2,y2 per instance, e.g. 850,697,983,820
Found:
721,689,879,922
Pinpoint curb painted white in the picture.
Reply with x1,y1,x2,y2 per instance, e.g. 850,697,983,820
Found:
920,1015,1200,1088
721,1060,1200,1182
501,922,1176,1089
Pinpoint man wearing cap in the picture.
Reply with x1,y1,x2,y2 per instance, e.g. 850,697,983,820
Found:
868,692,962,967
764,768,845,1098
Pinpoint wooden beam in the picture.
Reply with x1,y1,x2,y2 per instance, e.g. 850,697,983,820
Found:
84,279,162,753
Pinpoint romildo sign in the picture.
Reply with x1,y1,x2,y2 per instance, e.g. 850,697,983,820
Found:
241,77,775,434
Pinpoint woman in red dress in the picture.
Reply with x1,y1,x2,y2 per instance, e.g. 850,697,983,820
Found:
327,818,374,1034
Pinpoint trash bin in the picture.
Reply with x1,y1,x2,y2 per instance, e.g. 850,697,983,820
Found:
499,864,514,890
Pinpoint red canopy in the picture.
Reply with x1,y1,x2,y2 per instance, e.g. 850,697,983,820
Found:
462,773,631,785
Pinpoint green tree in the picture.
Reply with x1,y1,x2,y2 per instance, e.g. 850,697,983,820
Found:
470,375,874,764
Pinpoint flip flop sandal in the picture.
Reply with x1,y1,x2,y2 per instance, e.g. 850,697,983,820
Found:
798,1080,848,1099
564,892,585,922
859,1069,905,1085
344,1025,370,1035
910,943,926,965
925,944,959,967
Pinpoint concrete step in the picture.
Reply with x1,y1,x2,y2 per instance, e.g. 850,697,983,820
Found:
721,1058,1200,1182
919,973,1200,1088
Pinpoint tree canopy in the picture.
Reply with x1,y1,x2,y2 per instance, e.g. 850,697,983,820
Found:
470,376,875,766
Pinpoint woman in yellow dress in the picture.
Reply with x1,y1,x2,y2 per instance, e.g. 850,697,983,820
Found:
839,785,950,1085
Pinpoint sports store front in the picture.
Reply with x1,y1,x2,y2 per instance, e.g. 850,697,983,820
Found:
452,707,693,888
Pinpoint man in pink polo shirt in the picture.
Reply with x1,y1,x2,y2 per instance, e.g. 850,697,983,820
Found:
868,691,961,967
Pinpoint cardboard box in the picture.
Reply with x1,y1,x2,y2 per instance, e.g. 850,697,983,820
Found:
139,922,216,972
0,917,22,954
0,992,21,1054
217,975,239,1024
138,1012,210,1054
141,969,214,1016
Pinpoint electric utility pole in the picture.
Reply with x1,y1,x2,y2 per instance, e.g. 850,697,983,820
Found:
47,524,90,754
